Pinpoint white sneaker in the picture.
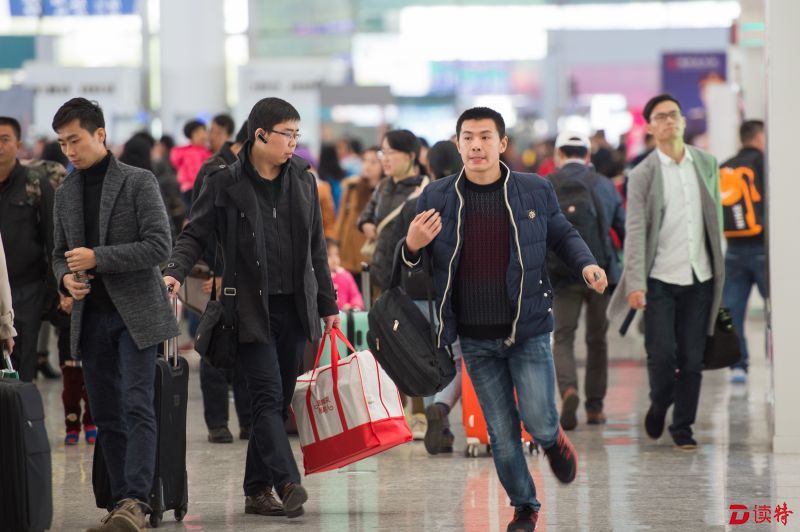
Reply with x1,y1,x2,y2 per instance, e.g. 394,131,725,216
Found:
409,413,427,440
730,367,747,384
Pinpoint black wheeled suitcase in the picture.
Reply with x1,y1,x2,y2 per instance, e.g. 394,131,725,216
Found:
92,300,189,528
0,351,53,532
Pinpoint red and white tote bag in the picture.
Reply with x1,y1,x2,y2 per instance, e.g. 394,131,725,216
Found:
292,327,412,475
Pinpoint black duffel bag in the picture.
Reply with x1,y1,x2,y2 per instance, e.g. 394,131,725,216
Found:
703,307,742,370
367,246,455,397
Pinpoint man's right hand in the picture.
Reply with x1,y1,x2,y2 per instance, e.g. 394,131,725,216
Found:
406,209,442,254
628,290,646,310
362,223,377,241
63,273,91,300
163,276,181,298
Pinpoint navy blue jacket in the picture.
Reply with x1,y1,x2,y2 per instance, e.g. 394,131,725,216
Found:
402,163,597,348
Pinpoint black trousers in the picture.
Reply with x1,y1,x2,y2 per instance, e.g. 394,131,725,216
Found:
9,280,46,382
644,277,713,439
237,301,307,496
200,359,252,431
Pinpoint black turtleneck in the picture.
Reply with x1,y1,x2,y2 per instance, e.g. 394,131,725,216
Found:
83,152,115,312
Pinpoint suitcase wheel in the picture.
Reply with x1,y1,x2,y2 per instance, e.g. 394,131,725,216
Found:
149,511,162,528
175,504,188,522
527,442,539,455
465,443,480,458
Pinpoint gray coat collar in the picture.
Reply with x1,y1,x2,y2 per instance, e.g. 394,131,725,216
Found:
60,155,128,247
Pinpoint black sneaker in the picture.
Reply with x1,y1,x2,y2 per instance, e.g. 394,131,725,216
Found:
644,404,667,440
245,488,286,516
424,403,450,455
239,425,251,440
208,426,234,444
507,505,538,532
544,427,578,484
37,357,61,379
280,482,308,518
440,428,455,453
672,434,698,451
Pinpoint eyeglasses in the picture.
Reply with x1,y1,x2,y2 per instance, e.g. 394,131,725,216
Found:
377,149,399,159
651,111,682,123
268,129,301,141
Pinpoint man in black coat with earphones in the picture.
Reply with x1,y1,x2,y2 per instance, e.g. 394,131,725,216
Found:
163,97,340,520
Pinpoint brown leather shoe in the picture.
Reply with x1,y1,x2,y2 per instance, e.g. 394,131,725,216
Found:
245,488,286,516
560,387,579,431
586,411,607,425
280,482,308,518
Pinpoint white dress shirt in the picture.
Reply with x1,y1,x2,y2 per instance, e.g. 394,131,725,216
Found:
649,148,713,286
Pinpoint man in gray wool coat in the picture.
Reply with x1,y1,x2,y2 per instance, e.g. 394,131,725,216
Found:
51,97,179,532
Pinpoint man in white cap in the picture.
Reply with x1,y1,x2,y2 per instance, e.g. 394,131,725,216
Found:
548,131,626,430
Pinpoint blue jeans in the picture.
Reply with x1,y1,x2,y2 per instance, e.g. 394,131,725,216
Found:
722,249,766,372
460,333,560,511
80,309,157,504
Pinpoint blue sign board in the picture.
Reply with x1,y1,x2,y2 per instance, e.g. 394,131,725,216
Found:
10,0,137,16
661,52,727,138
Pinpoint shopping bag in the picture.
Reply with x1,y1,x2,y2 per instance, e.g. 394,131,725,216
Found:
292,327,412,475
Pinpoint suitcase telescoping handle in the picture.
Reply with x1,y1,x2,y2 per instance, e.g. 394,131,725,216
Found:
165,288,180,368
2,347,19,380
361,262,371,312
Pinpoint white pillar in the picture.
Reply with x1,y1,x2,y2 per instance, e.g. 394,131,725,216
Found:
765,0,800,453
159,0,226,138
738,0,766,120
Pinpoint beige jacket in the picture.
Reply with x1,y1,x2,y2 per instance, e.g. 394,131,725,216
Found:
0,234,17,341
607,146,724,336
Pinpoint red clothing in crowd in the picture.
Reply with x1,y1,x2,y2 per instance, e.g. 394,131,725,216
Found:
171,144,212,193
331,267,364,311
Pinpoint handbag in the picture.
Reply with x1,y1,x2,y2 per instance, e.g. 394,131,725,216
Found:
177,261,212,315
703,307,742,370
195,203,238,369
366,247,456,397
292,327,412,475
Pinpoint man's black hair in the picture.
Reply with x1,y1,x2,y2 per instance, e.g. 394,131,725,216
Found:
159,134,175,152
559,146,589,160
183,119,206,140
0,116,21,140
234,121,249,145
51,98,105,134
247,97,301,141
212,113,236,136
740,120,765,145
384,129,421,163
349,137,363,155
642,94,682,123
456,107,506,139
130,130,156,148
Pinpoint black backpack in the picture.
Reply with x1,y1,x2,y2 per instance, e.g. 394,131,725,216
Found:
547,169,609,280
366,246,456,397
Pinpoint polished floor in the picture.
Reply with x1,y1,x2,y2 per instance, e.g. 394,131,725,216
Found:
41,309,800,531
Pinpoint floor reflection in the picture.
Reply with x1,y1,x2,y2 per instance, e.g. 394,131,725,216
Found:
42,314,800,531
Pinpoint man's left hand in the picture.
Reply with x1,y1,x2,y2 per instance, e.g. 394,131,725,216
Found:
65,247,97,272
322,314,341,334
582,265,608,294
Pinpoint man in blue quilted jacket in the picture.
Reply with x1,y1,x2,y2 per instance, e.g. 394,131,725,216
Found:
402,107,608,532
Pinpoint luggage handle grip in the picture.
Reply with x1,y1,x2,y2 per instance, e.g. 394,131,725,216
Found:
2,347,14,372
163,291,180,368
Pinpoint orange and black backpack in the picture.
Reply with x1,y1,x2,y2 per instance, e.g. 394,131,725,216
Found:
719,153,764,238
